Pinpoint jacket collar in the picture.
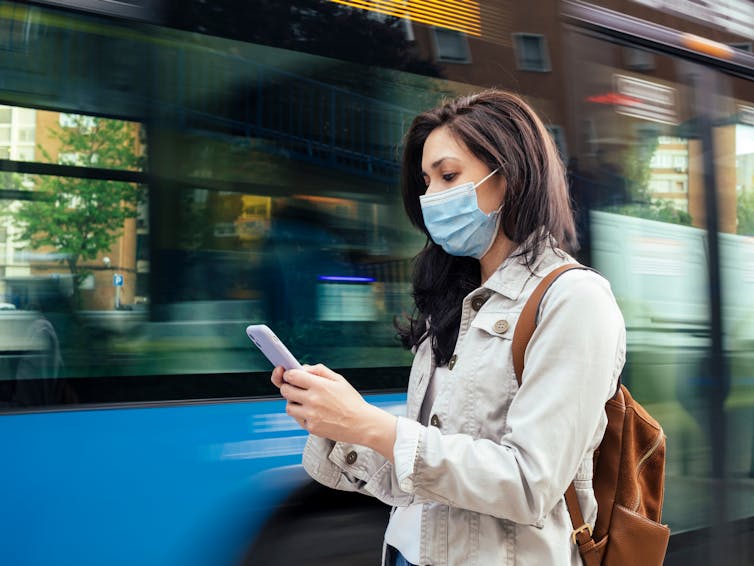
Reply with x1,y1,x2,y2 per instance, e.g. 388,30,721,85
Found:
482,244,572,300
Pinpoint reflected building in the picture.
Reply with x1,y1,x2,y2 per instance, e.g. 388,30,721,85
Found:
396,0,751,235
0,105,36,297
0,108,145,311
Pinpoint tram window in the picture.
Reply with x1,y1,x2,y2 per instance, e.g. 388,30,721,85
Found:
0,7,429,401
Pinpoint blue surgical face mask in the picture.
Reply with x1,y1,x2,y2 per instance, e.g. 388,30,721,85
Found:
419,168,501,259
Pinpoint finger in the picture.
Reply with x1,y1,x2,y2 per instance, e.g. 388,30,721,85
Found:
285,401,306,421
305,363,342,381
280,382,308,404
271,366,285,388
283,368,317,389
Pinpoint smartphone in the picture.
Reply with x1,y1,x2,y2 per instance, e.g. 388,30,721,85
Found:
245,324,302,370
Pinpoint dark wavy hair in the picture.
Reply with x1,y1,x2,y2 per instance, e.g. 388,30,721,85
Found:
396,89,577,365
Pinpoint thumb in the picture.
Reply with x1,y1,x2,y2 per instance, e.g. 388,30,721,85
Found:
304,363,343,381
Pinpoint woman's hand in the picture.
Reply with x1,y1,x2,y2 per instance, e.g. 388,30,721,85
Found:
271,364,397,460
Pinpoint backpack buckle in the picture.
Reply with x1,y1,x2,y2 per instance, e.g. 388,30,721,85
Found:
571,523,593,544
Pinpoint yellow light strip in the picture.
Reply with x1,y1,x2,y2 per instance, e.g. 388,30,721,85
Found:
355,0,481,32
331,0,482,36
334,0,480,33
361,0,479,20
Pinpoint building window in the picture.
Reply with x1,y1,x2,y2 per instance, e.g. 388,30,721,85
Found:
432,28,471,63
512,33,551,72
649,179,672,193
15,108,35,125
13,147,34,161
16,127,35,143
625,47,655,71
59,113,97,131
59,152,84,166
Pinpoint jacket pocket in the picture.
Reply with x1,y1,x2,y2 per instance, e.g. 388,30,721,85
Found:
468,311,521,341
468,311,521,381
465,311,523,428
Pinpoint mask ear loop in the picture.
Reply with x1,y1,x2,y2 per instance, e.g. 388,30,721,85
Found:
473,167,500,189
476,167,504,259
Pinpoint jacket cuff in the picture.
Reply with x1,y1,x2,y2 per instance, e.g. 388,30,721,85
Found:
302,434,341,487
393,416,424,493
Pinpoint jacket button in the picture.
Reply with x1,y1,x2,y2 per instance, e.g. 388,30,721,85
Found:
493,319,510,334
448,354,457,370
430,414,441,428
346,450,358,465
471,296,486,311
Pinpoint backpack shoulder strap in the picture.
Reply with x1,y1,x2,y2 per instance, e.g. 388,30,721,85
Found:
512,263,590,386
511,261,603,566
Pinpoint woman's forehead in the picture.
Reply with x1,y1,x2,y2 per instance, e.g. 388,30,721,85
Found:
421,127,474,170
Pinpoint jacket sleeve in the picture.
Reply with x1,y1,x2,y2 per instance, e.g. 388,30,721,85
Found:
391,270,625,525
302,431,414,507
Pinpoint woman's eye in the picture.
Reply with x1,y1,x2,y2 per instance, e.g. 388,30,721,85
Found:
442,173,456,182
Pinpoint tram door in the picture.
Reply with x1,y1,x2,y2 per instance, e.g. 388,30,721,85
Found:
562,12,754,551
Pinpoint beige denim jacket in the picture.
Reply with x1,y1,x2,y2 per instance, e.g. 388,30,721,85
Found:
302,246,626,565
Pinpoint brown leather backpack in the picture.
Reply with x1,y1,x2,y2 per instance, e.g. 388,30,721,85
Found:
512,264,670,566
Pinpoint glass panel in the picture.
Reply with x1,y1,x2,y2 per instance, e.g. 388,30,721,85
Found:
565,32,715,533
0,171,146,380
0,3,439,383
721,107,754,522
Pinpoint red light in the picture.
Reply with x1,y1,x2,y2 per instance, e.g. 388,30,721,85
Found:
586,92,642,106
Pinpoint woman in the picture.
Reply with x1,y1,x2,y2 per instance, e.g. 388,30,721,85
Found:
271,90,625,566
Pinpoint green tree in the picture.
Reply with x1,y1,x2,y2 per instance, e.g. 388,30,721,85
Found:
624,134,658,204
15,115,143,307
608,200,692,225
738,189,754,235
0,171,26,216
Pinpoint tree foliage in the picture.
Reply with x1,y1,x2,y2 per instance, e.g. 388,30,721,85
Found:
15,115,143,303
607,200,692,225
738,189,754,236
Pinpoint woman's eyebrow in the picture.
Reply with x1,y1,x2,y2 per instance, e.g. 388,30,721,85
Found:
421,156,460,175
431,156,460,169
